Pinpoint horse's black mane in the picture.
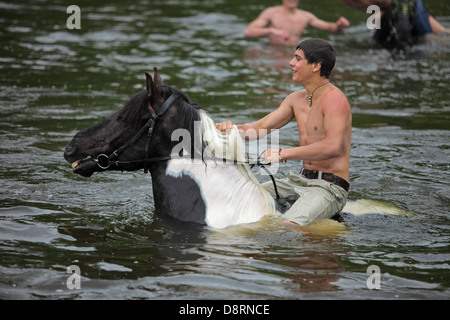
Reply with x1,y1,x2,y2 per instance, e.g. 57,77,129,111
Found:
116,85,206,156
118,85,204,129
160,85,204,135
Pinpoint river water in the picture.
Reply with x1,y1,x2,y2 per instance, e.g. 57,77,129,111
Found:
0,0,449,300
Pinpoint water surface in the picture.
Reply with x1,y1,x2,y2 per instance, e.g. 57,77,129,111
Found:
0,0,449,300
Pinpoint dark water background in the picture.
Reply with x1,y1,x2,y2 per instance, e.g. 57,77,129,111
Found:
0,0,449,299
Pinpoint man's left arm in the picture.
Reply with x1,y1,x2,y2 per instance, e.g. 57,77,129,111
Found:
309,14,350,33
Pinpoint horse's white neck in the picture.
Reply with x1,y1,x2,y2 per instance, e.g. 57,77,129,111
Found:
166,158,277,229
163,111,277,229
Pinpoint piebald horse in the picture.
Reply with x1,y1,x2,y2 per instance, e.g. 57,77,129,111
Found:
64,68,278,229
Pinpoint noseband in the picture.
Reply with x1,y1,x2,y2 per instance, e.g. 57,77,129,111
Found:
96,93,177,173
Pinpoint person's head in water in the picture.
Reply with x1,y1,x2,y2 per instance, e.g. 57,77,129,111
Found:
296,38,335,79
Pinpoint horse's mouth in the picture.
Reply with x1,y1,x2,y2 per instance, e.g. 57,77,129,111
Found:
71,157,92,169
71,157,97,177
71,158,83,169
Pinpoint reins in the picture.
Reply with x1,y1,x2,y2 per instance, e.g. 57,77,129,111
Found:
94,92,281,200
95,93,177,173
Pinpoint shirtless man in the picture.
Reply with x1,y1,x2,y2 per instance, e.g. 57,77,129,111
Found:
244,0,350,46
216,39,352,226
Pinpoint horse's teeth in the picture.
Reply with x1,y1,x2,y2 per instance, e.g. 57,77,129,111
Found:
71,160,81,168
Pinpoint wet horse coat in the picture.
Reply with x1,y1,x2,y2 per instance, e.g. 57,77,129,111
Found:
64,68,278,229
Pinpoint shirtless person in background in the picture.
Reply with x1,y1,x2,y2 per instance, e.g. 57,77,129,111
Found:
216,39,352,226
244,0,350,46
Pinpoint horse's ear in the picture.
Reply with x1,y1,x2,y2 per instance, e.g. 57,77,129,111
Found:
153,67,164,86
145,72,160,99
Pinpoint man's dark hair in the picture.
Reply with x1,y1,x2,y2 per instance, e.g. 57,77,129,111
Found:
296,38,335,78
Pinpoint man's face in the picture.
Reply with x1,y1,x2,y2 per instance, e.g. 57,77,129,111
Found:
283,0,299,9
289,49,311,83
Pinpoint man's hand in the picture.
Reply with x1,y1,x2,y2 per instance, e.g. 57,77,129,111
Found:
261,148,281,165
336,17,350,31
215,120,235,131
270,28,290,41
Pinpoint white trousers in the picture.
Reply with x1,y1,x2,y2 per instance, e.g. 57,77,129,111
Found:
262,171,348,226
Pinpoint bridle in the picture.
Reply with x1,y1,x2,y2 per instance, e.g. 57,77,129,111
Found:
95,92,177,173
94,92,282,199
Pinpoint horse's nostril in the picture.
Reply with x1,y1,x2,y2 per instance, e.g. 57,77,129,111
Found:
64,145,76,157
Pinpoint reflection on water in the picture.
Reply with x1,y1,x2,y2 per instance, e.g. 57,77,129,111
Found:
0,0,449,299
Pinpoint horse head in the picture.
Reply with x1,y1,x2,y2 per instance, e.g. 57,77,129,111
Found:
64,67,202,177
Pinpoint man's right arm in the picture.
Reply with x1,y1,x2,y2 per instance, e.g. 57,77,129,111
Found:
216,93,296,140
243,8,290,40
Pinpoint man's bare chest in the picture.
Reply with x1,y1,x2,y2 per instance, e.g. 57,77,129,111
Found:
295,106,325,142
270,14,309,32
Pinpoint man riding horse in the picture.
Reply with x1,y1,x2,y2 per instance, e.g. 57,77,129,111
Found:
216,38,352,227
